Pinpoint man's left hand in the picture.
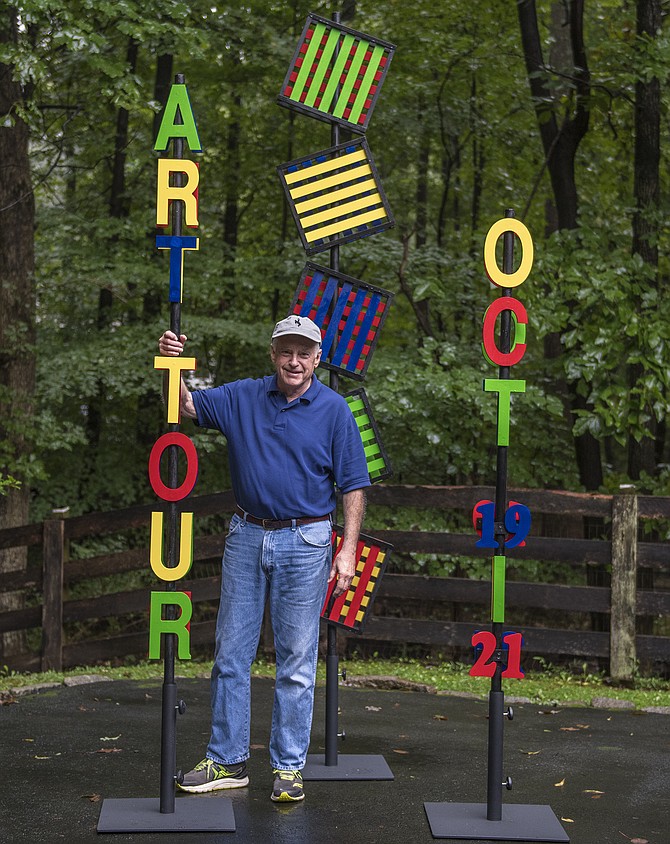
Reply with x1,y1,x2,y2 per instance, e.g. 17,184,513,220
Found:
328,548,356,597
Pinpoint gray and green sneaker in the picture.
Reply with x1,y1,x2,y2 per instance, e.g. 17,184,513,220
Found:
271,769,304,802
178,758,249,793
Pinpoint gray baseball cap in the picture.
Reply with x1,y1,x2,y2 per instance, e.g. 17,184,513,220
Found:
271,315,322,345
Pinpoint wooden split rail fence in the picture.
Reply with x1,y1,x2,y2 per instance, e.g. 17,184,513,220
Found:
0,485,668,679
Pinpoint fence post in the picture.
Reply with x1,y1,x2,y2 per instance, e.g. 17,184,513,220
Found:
609,484,637,683
42,518,66,671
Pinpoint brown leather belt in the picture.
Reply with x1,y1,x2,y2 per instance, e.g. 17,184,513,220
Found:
234,505,330,531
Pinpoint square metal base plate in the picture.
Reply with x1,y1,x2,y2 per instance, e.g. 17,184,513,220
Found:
303,753,394,781
97,796,235,833
424,802,569,842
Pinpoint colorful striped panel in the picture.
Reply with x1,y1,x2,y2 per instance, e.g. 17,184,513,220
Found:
277,138,394,256
290,262,393,378
344,388,393,483
321,527,392,633
278,13,395,133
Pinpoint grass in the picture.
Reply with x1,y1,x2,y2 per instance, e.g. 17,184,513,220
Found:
2,656,669,710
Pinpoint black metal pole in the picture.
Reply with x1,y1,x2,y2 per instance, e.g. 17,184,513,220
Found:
324,8,342,769
485,208,515,821
159,71,186,814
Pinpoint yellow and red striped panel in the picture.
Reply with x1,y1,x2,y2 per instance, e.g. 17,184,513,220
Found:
278,137,394,256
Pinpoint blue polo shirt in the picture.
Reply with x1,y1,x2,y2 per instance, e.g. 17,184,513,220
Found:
191,374,370,519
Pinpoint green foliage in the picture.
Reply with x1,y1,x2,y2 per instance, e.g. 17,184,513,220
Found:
534,225,670,447
0,0,666,521
0,474,22,496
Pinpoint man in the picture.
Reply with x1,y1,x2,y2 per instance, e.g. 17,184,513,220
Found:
157,315,369,802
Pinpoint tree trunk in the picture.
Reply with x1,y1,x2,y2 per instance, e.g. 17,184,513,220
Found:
79,38,139,504
0,13,36,656
110,39,138,219
517,0,602,491
627,0,662,481
413,90,432,335
415,91,429,249
223,91,242,265
469,74,484,253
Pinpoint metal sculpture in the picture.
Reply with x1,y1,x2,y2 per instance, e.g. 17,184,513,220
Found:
278,10,396,782
97,76,235,835
424,214,568,842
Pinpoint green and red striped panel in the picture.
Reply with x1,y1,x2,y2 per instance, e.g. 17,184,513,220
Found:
278,13,395,133
344,388,393,483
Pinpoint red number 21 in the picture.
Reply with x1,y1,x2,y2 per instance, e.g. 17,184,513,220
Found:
469,631,524,679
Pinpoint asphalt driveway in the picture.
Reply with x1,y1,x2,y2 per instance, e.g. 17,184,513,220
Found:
1,675,668,844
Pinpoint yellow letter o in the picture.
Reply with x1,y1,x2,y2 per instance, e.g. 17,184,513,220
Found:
483,218,533,288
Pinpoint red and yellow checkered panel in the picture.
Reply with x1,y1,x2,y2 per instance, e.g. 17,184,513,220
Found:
290,262,393,379
278,13,395,133
277,137,394,256
321,527,392,633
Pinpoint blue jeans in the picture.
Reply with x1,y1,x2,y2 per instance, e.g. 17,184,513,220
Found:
206,513,331,771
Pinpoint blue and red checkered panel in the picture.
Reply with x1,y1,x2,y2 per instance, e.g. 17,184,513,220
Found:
290,262,393,379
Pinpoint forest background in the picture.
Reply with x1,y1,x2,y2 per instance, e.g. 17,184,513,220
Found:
0,1,668,617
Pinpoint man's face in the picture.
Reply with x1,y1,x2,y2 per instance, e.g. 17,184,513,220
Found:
270,335,322,399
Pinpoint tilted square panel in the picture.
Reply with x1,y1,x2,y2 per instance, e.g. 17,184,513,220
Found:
344,388,393,483
277,137,394,256
321,527,392,633
290,262,393,379
278,13,395,133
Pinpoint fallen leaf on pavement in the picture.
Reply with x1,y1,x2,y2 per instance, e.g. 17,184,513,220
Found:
392,749,409,754
560,817,574,823
81,794,101,803
554,777,566,787
433,714,448,721
520,750,541,756
365,706,382,712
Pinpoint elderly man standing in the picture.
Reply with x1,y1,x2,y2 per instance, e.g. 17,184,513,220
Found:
158,315,369,803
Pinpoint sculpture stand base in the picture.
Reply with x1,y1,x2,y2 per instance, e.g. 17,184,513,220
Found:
97,796,235,833
424,802,569,842
303,753,394,781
